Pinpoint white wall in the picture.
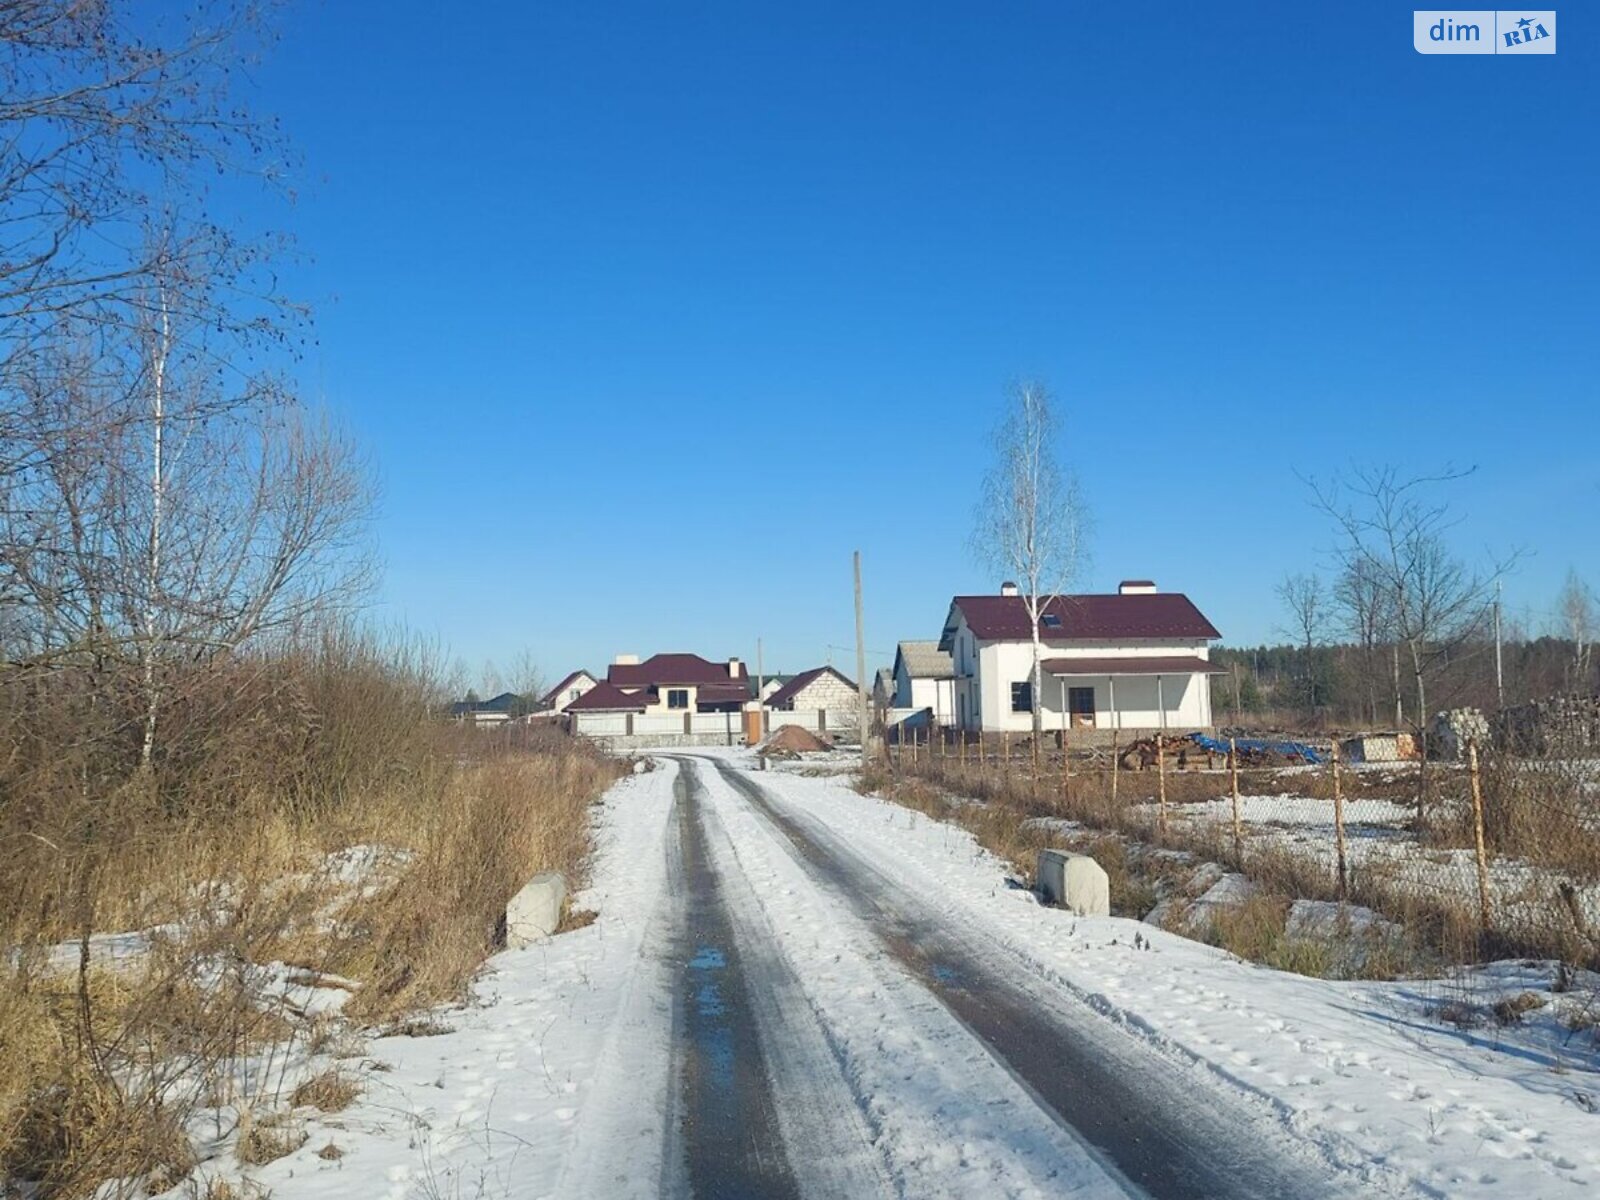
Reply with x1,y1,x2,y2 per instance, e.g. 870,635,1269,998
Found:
785,672,857,712
548,674,597,714
909,676,955,723
974,640,1213,732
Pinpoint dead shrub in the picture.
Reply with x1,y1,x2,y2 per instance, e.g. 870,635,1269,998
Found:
0,629,619,1195
290,1070,361,1113
1492,991,1547,1025
236,1115,307,1167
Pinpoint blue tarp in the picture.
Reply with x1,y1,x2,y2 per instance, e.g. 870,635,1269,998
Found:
1191,732,1324,765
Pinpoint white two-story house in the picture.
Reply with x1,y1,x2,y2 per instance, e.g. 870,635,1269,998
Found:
938,580,1222,734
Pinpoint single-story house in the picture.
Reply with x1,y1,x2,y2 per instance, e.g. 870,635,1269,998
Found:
540,669,597,714
749,673,795,703
938,580,1222,733
765,665,858,712
449,691,518,728
563,681,649,716
891,640,956,725
570,652,751,715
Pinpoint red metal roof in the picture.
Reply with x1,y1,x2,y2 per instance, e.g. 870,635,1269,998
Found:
1040,655,1225,676
564,681,649,712
695,682,751,707
944,593,1220,644
764,665,856,709
607,653,749,688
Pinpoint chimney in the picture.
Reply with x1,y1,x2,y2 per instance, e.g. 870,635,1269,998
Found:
1118,580,1157,595
614,653,639,665
728,656,742,677
1000,581,1019,597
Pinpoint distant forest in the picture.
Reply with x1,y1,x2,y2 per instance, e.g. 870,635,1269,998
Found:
1213,635,1595,730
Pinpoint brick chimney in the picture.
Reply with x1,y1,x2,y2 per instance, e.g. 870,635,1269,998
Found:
1000,581,1019,597
1118,580,1157,595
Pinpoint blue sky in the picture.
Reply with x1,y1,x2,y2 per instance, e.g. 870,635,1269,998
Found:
250,2,1597,688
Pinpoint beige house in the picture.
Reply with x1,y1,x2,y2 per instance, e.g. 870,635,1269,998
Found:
567,652,750,717
540,670,597,714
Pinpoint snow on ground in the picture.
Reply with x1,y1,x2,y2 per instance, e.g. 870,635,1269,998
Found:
144,751,1600,1199
170,761,681,1200
1149,790,1600,935
687,756,1125,1198
755,754,1600,1198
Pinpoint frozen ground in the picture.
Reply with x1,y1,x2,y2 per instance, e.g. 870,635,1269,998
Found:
154,751,1600,1199
1148,790,1600,933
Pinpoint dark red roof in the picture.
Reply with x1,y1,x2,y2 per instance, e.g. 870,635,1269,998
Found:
1040,655,1225,676
765,665,856,709
607,653,749,688
564,681,648,713
695,682,751,706
942,593,1220,644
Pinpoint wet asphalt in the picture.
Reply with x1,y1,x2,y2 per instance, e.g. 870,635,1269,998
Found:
708,757,1346,1200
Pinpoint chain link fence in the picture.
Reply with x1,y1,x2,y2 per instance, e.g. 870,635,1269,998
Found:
881,727,1600,969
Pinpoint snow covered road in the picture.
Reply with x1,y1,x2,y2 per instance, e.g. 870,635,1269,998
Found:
242,751,1600,1200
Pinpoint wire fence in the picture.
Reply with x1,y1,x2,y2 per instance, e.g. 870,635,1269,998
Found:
882,726,1600,968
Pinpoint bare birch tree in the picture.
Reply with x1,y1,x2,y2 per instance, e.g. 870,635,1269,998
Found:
1276,572,1327,714
1309,466,1514,814
1334,558,1396,725
972,382,1089,757
1558,569,1595,690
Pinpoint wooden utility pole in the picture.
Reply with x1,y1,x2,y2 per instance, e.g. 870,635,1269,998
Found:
854,550,869,763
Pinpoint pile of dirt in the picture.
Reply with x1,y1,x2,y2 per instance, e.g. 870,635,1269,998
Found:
759,724,831,756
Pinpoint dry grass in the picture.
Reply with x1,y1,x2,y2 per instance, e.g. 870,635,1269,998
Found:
289,1070,361,1113
0,630,620,1196
868,751,1479,980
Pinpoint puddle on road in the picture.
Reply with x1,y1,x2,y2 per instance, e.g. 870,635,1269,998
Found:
688,944,726,970
670,761,801,1200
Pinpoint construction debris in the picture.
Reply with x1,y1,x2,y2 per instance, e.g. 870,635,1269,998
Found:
758,723,832,757
1338,732,1420,763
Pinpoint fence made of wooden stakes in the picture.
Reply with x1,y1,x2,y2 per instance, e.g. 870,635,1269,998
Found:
876,724,1600,968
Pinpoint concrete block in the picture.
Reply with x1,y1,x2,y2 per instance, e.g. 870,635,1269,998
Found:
506,871,566,948
1037,850,1110,917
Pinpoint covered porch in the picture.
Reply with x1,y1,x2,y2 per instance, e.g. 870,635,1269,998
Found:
1040,656,1224,732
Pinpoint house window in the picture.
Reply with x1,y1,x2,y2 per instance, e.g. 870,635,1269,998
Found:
1040,613,1061,629
1011,681,1033,713
667,689,689,709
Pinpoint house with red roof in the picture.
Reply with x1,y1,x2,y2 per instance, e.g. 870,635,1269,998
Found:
937,580,1222,734
565,652,751,718
539,669,598,714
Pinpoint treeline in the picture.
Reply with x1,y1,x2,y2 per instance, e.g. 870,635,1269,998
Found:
1215,635,1595,728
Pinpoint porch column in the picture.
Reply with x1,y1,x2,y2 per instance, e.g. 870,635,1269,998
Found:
1060,676,1068,742
1157,675,1167,730
1108,675,1119,731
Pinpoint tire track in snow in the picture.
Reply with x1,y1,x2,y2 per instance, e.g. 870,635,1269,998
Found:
661,761,804,1198
680,757,1130,1199
711,756,1361,1200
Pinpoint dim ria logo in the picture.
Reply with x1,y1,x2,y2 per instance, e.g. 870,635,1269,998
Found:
1414,10,1555,53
